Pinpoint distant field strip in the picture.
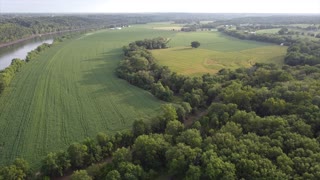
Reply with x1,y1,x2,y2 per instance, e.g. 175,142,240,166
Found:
153,31,287,76
167,31,276,51
0,27,176,167
256,28,281,34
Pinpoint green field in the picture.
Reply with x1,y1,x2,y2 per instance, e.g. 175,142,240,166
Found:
256,28,281,34
0,27,177,167
142,22,184,31
152,31,287,76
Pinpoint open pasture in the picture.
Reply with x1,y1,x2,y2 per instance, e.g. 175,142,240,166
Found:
256,28,281,34
167,31,278,51
142,22,184,31
153,31,287,76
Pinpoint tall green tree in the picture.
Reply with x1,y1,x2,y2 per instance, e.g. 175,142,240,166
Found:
165,143,202,177
132,134,170,170
161,104,178,121
191,41,200,48
132,119,150,137
41,151,70,176
185,165,202,180
112,147,132,165
68,143,88,169
165,120,184,137
70,170,92,180
176,129,202,148
106,170,121,180
201,150,236,180
0,165,26,180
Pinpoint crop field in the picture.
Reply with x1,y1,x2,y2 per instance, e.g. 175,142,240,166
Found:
0,26,177,167
153,31,287,76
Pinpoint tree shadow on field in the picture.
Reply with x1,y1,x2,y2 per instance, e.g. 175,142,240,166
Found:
172,47,193,51
79,48,160,111
79,48,122,87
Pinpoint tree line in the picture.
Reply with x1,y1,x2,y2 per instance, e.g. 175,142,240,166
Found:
218,27,297,45
218,28,320,66
285,40,320,66
214,15,320,26
0,16,98,44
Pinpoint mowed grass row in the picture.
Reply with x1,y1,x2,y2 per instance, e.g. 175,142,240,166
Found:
153,31,287,76
0,27,176,167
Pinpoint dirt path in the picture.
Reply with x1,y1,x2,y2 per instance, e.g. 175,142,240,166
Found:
184,110,208,127
51,171,73,180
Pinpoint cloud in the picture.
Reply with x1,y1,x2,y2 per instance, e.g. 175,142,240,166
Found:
1,0,319,13
97,0,320,13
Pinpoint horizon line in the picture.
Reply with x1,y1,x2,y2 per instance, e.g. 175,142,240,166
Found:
1,12,320,15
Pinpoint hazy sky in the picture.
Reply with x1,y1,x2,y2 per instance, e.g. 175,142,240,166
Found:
1,0,320,13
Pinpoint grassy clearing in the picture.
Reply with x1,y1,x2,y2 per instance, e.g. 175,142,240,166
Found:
256,28,281,34
141,22,184,31
200,21,214,24
152,26,182,31
0,26,177,167
167,31,277,51
153,31,287,76
153,46,286,76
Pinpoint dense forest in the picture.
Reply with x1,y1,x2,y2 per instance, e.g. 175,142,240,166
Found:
214,15,320,26
180,15,320,32
0,15,137,44
1,35,319,179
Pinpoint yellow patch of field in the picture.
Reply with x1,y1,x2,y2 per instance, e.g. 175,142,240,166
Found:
152,46,287,76
152,26,182,31
256,28,281,34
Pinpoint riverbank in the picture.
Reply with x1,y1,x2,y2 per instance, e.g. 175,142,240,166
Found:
0,28,91,49
0,38,54,70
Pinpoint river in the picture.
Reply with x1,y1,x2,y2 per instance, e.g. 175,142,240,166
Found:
0,36,55,70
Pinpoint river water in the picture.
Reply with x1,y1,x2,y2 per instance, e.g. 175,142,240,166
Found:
0,37,54,70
